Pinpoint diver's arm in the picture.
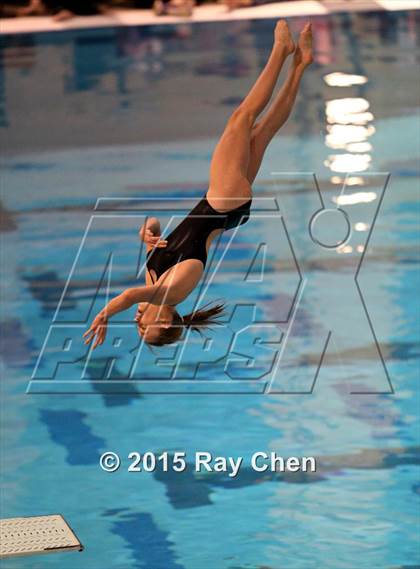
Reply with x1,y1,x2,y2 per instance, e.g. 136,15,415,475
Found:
103,285,163,317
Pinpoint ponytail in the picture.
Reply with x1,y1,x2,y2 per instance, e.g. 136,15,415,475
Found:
182,301,225,334
140,301,226,346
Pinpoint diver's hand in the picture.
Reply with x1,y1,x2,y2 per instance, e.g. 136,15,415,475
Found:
83,312,108,349
140,227,168,249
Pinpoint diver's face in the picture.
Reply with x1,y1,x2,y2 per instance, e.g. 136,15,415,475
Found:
135,303,174,343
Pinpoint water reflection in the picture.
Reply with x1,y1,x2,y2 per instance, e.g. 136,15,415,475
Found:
347,141,372,152
331,175,365,186
326,124,374,148
325,153,371,173
324,72,368,87
325,97,374,173
354,222,369,232
333,191,377,205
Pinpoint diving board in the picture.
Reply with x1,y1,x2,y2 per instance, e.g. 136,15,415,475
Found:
0,515,83,559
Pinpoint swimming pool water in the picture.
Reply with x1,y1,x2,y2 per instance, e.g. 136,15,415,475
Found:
1,10,419,569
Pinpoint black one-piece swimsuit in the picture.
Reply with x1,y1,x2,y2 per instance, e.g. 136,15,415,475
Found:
146,195,252,281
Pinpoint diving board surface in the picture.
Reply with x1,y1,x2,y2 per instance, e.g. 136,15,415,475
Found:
0,514,83,559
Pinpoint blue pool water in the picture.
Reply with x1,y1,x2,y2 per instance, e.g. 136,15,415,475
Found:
1,10,419,569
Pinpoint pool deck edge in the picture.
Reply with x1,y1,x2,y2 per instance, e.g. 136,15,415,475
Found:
1,0,419,36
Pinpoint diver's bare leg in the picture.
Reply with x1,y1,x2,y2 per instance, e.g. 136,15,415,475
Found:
207,20,294,211
246,23,313,184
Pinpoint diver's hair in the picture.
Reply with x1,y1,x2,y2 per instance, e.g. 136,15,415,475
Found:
143,301,226,347
182,301,225,334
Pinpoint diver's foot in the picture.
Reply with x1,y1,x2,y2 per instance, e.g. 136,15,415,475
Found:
294,22,313,67
274,20,295,55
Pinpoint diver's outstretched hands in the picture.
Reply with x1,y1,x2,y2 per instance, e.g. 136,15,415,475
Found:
83,312,108,349
139,225,168,249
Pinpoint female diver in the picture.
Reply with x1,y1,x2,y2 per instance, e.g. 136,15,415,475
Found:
84,20,313,348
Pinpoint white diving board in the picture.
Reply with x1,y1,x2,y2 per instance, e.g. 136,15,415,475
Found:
0,515,83,559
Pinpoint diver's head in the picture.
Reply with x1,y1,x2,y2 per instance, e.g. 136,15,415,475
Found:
135,301,225,347
135,303,182,346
